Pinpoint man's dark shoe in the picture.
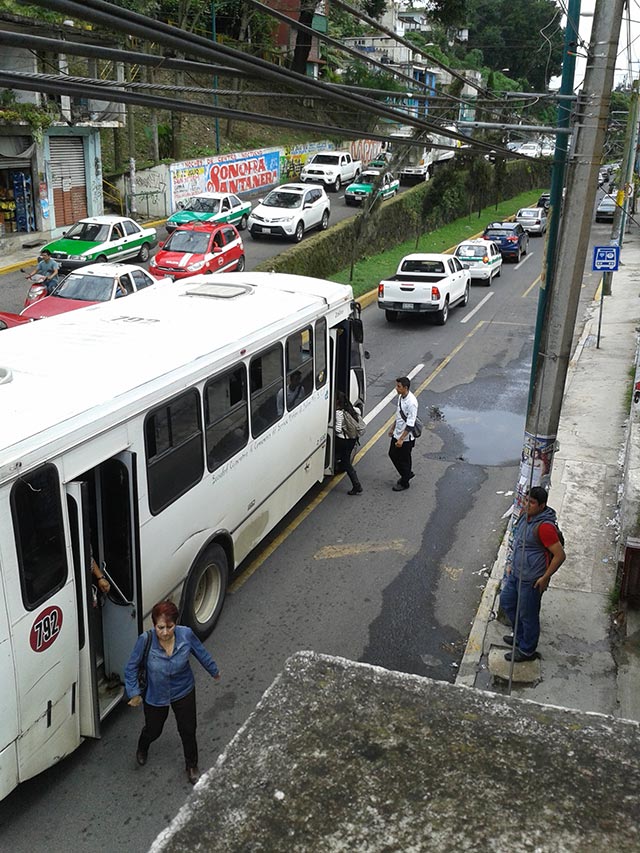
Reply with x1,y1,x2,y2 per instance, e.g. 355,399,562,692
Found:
187,766,200,785
397,474,415,486
504,649,539,663
503,634,515,645
136,749,147,766
348,485,363,495
392,483,409,491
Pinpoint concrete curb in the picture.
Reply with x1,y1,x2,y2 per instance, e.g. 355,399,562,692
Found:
0,258,37,275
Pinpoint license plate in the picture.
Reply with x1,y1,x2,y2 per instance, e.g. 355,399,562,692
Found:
256,226,270,233
402,302,413,309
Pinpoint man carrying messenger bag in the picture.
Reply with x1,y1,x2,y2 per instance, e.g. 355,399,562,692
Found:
388,376,421,491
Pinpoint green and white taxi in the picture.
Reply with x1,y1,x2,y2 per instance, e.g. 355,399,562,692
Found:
43,215,158,271
166,192,252,233
453,238,502,286
344,170,399,206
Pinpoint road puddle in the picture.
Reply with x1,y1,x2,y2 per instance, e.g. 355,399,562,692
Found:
438,406,525,465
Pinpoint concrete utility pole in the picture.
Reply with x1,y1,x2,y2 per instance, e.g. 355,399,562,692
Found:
612,79,639,245
514,0,625,511
603,79,639,297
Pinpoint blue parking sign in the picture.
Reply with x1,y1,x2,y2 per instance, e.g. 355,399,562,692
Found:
593,246,620,271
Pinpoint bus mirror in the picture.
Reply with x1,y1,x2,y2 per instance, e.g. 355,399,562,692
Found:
351,318,364,343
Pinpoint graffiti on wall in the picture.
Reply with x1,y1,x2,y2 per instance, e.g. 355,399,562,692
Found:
279,141,334,182
170,149,280,207
206,150,279,194
171,163,205,203
349,139,383,165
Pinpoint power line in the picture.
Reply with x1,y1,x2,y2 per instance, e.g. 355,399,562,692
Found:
21,0,514,158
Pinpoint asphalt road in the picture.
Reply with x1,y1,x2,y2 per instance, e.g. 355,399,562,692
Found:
0,198,614,851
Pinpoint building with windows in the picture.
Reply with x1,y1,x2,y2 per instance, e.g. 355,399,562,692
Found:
0,12,123,250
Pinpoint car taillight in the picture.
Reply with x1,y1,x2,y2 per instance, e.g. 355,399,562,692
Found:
378,283,384,297
431,286,440,300
482,255,489,264
507,236,518,242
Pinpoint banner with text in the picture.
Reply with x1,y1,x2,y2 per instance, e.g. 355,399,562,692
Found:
170,148,280,208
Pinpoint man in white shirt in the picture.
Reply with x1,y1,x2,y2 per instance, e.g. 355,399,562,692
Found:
388,376,418,491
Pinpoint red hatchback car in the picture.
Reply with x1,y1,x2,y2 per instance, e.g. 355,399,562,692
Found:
149,222,245,280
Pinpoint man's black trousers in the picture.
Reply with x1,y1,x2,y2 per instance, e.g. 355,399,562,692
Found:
389,437,414,486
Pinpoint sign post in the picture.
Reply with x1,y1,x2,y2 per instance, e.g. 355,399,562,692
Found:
593,245,620,348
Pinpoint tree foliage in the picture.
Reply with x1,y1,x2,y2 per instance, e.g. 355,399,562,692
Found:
462,0,563,91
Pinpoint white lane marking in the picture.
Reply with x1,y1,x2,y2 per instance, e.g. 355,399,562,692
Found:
364,362,424,424
514,251,534,270
460,291,494,324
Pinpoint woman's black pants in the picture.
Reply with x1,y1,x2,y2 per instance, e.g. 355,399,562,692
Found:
139,688,198,768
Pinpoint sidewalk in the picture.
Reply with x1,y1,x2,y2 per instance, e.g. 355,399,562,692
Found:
457,223,640,722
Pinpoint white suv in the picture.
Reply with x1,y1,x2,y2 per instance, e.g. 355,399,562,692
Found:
248,183,330,242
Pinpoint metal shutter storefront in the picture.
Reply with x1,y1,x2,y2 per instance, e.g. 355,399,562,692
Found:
50,136,88,226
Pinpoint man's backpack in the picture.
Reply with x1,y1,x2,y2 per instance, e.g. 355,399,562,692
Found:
342,409,366,440
535,519,565,551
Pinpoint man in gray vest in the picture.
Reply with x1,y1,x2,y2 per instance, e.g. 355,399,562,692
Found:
500,486,565,662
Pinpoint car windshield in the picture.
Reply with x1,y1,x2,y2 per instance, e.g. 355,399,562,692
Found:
401,260,445,274
262,191,303,209
182,197,220,214
485,228,512,237
358,173,377,185
54,273,115,301
165,231,211,253
312,155,339,165
456,244,487,259
64,222,110,242
518,209,539,218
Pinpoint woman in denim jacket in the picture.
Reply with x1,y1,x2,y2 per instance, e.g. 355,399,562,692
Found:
125,600,221,784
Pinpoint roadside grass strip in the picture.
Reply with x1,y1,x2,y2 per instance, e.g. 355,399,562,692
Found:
329,188,547,300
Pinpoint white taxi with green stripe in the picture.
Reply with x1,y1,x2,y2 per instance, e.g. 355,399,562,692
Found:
42,215,158,270
453,238,502,286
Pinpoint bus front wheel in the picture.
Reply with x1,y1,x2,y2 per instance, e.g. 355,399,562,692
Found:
183,543,229,639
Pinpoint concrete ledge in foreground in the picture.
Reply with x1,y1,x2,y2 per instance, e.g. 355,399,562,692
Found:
150,651,640,853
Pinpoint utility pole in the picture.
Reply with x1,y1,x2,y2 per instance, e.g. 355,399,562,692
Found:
612,79,639,245
513,0,624,512
602,79,639,296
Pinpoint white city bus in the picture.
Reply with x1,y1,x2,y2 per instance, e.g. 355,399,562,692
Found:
0,272,366,799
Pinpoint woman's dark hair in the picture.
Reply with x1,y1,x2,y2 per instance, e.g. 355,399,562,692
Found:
336,390,358,420
151,600,179,625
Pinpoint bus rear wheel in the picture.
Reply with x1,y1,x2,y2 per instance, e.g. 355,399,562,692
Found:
183,544,229,639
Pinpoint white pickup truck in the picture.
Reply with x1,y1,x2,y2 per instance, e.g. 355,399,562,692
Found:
377,253,470,325
299,151,361,192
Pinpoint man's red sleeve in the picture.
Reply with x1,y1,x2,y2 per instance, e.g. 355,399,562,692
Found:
538,522,560,548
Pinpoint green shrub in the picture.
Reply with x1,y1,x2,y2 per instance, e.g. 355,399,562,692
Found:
254,159,550,277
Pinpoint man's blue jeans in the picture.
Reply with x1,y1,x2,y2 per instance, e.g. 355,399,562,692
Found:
500,572,543,656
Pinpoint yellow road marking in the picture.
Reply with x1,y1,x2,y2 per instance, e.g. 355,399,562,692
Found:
594,276,603,300
314,540,409,560
521,275,541,298
229,320,485,593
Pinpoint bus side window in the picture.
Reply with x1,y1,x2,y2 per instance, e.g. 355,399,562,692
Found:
250,345,283,436
11,463,68,610
315,317,327,388
144,388,204,514
285,326,314,409
204,363,249,471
